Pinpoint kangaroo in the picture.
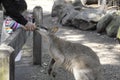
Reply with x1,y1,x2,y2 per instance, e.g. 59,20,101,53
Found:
38,26,103,80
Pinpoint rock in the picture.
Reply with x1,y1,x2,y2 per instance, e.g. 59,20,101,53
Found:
58,4,75,23
106,14,120,37
51,0,105,30
96,13,113,33
72,18,96,30
61,9,79,26
51,0,84,17
51,0,66,17
76,8,105,22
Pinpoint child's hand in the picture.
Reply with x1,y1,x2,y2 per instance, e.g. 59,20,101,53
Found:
24,22,36,31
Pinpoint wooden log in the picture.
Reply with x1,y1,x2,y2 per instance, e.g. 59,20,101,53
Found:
33,6,43,65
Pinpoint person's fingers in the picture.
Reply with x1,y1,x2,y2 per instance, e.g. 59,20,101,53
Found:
33,24,36,30
31,25,34,30
33,23,36,28
30,27,33,31
30,24,36,31
31,25,34,31
24,22,37,31
21,26,27,30
29,26,33,31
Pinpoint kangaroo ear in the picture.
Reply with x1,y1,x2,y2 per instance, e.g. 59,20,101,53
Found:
50,27,59,33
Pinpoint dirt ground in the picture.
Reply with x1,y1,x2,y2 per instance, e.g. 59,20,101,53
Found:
14,0,120,80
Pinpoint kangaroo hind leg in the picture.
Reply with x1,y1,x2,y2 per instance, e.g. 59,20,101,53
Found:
48,58,59,80
73,68,96,80
48,58,55,75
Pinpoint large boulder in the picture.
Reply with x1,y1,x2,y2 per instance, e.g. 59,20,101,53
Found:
106,14,120,37
73,8,104,22
51,0,106,30
51,0,66,17
61,9,79,26
57,4,75,23
96,13,113,33
60,6,105,29
51,0,83,17
61,9,98,30
72,18,96,30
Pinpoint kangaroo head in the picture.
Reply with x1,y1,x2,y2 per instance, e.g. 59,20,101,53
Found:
38,26,59,41
49,26,59,34
38,26,59,33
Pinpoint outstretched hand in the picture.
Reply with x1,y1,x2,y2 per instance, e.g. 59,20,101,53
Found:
23,22,36,31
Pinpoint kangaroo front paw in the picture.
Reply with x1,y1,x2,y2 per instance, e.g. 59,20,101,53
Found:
48,68,52,75
50,75,55,80
52,71,57,78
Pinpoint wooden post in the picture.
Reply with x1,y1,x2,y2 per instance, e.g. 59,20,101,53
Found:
0,50,10,80
33,30,42,65
0,10,3,34
0,44,14,80
33,6,43,25
33,6,43,65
